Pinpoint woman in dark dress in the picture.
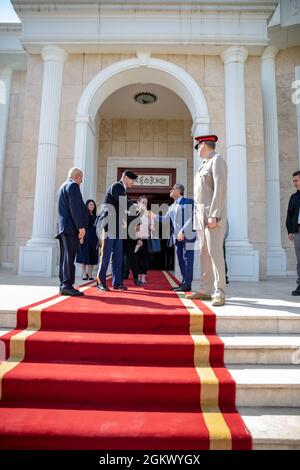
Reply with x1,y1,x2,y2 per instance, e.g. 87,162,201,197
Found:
76,199,99,280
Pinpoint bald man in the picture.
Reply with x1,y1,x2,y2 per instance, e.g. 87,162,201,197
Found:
56,167,88,296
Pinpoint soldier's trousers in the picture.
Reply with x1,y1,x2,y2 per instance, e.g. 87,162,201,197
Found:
198,225,226,295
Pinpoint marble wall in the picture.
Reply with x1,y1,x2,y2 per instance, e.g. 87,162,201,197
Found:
276,46,300,273
0,70,26,268
2,49,297,277
96,118,193,205
11,55,43,272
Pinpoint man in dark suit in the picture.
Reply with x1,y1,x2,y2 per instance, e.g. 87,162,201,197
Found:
286,170,300,296
96,170,138,292
152,183,196,292
56,167,88,296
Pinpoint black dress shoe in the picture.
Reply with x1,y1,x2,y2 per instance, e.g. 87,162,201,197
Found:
60,287,84,296
292,285,300,296
97,284,110,292
175,285,192,292
172,283,183,291
134,279,143,286
73,288,84,295
113,285,128,290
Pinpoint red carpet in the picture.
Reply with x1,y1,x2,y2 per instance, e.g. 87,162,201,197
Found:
0,271,251,449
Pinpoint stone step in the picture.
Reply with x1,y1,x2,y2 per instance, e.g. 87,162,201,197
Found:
0,404,298,450
0,333,299,409
1,328,300,366
1,309,300,335
0,311,17,329
229,365,300,407
239,407,300,450
222,334,300,364
216,312,300,335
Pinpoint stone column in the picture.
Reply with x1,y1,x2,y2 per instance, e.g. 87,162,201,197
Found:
262,46,286,275
221,46,259,281
74,115,96,201
0,67,12,222
192,117,210,174
295,65,300,170
19,45,68,276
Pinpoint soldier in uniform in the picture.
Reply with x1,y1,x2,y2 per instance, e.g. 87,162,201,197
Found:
186,135,227,307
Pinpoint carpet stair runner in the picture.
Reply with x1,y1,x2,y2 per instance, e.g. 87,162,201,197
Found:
0,270,251,449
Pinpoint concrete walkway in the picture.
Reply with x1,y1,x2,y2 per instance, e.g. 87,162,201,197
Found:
0,267,298,329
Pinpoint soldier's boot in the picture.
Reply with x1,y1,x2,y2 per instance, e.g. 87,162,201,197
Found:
185,291,212,300
211,292,225,307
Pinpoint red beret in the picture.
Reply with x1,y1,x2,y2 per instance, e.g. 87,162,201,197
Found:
195,135,218,149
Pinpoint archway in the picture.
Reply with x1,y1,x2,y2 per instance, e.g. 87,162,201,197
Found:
74,52,209,200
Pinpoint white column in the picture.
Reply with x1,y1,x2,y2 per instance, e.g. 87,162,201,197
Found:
295,66,300,170
0,67,12,222
262,46,286,276
192,117,210,174
19,45,68,277
190,117,210,282
221,46,259,281
74,115,96,201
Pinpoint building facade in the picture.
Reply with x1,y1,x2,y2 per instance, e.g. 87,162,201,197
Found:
0,0,300,280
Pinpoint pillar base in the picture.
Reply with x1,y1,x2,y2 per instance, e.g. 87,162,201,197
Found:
226,241,259,281
19,244,57,277
267,248,287,276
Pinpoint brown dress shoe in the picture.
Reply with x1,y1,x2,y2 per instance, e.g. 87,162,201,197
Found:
212,293,225,306
185,292,212,300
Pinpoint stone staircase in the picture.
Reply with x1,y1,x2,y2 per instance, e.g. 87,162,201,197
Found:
0,278,300,450
216,308,300,450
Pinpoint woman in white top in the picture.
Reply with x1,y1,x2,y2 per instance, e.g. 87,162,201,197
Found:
135,196,154,284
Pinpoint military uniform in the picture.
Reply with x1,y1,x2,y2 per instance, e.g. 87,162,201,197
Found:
193,148,228,299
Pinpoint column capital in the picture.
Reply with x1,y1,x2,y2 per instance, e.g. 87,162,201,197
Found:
41,45,68,64
221,46,248,65
262,46,278,62
191,116,210,135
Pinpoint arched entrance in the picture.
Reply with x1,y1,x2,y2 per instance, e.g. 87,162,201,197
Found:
73,52,209,280
74,52,209,201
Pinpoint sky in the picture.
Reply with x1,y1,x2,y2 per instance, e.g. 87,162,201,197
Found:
0,0,21,23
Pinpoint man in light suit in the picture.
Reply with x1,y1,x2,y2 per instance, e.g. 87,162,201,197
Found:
56,167,88,296
186,135,227,306
153,184,196,292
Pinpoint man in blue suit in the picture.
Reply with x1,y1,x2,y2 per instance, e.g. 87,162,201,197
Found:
56,167,88,296
154,183,196,292
96,170,139,292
